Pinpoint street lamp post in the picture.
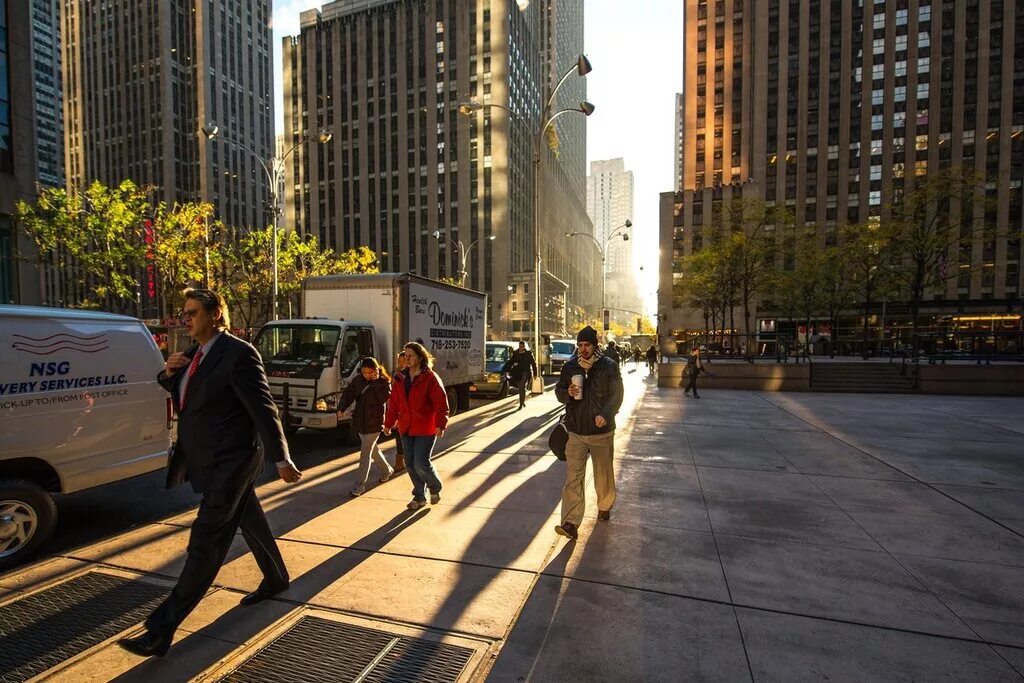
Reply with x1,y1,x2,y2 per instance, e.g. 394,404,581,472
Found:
566,219,631,325
458,54,594,365
431,231,496,288
201,123,332,321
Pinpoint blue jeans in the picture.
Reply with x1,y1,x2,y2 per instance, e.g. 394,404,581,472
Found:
402,434,443,500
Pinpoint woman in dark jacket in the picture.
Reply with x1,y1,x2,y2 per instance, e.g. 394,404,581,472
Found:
337,357,394,496
384,342,449,510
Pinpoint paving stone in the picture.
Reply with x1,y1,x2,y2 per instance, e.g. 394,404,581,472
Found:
490,577,751,682
738,607,1021,682
717,535,974,638
898,555,1024,647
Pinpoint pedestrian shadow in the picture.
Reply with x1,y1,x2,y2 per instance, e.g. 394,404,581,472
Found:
452,406,564,479
107,508,429,682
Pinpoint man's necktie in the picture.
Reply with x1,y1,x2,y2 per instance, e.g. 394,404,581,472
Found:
181,348,204,409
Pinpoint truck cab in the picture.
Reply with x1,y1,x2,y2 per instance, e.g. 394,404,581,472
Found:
252,318,376,433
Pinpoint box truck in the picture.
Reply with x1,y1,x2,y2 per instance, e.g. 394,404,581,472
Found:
251,273,486,437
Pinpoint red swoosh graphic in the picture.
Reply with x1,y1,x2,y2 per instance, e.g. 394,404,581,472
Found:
13,344,110,356
13,332,107,343
13,338,109,350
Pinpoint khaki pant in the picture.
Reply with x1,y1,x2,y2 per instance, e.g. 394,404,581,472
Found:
561,431,616,526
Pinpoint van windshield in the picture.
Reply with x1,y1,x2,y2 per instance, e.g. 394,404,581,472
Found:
551,341,575,356
254,325,340,373
486,345,511,364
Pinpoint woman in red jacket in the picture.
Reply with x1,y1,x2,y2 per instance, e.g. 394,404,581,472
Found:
384,342,449,509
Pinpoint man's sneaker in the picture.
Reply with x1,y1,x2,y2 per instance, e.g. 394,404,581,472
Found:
349,485,366,497
597,510,611,521
379,467,394,483
430,492,441,505
554,522,578,540
407,499,426,510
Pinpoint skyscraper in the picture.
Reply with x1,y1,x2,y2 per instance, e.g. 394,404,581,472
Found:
31,0,63,187
587,158,636,323
661,0,1024,350
62,1,274,228
1,0,43,304
283,0,600,338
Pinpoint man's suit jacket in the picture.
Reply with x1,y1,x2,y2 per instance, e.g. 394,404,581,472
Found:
159,333,288,493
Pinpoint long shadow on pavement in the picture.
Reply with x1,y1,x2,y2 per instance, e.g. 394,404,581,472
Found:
107,507,429,682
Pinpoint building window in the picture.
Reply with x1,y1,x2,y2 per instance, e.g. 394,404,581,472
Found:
0,2,11,174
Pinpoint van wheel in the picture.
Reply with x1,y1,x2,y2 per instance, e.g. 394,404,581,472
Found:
0,480,58,571
497,380,510,399
446,387,459,417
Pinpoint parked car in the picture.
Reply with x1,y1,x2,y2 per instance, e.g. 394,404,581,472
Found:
0,306,172,569
471,341,519,398
548,339,576,374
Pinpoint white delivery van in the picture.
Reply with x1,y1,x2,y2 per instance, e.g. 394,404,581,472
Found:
252,273,486,438
0,306,172,568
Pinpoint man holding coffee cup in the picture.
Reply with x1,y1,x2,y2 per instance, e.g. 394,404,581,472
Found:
553,325,624,540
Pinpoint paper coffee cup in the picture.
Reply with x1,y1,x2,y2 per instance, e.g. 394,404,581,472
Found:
571,374,584,400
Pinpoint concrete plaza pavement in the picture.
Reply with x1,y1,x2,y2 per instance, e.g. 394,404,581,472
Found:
2,371,1024,681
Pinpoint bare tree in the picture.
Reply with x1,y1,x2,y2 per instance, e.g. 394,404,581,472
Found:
886,167,988,347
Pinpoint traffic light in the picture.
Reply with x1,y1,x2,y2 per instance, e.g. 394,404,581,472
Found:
602,309,610,331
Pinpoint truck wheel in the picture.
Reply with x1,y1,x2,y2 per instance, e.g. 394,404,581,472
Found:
498,380,510,399
456,384,471,412
446,387,459,417
0,480,58,571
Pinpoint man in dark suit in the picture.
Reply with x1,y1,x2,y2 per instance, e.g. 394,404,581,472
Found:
501,341,538,410
119,288,302,658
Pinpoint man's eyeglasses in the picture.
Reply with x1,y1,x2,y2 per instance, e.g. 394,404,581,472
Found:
180,309,202,320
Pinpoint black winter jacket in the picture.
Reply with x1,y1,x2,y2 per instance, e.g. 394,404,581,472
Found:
502,350,538,382
338,375,391,434
555,354,624,435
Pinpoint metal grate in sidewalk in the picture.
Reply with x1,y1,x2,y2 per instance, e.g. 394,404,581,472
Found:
0,571,169,683
221,616,475,683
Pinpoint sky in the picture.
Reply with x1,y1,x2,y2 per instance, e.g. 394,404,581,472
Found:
271,0,685,316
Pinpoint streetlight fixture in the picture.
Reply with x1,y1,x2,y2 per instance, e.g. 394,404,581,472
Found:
201,122,333,320
431,231,496,288
566,219,631,326
457,55,594,371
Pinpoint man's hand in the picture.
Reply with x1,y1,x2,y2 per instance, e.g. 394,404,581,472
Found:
567,383,580,398
164,352,190,377
435,427,445,438
277,463,302,484
383,427,392,436
594,415,608,429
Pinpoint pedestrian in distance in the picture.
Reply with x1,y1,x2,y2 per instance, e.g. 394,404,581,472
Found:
632,346,642,367
683,346,708,398
337,357,394,497
502,340,538,410
646,345,658,375
553,325,624,541
604,339,621,365
119,289,302,659
384,342,449,510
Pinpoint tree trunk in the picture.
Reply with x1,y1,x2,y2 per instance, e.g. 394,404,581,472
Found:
729,304,736,354
743,281,752,358
862,298,871,360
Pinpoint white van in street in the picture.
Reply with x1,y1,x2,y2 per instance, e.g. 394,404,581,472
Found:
0,306,172,569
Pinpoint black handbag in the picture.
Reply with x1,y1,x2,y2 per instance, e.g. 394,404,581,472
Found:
548,418,568,461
